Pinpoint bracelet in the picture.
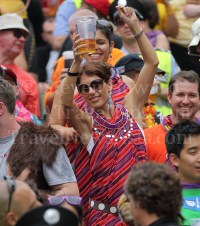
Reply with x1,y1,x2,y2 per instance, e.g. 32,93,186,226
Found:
166,5,174,16
134,29,144,39
68,71,79,76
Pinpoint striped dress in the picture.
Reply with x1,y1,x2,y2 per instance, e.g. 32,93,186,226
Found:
66,74,146,225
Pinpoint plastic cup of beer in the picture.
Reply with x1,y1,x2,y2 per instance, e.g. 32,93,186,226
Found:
190,219,200,226
62,51,74,68
74,16,96,53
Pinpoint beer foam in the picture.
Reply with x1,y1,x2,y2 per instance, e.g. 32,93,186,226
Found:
62,51,74,59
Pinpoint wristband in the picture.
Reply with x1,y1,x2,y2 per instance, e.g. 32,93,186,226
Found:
68,71,79,76
134,29,144,39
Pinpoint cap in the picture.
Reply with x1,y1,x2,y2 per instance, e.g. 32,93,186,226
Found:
109,0,147,24
0,13,29,37
0,65,17,84
84,0,110,17
15,206,79,226
115,54,165,75
188,18,200,56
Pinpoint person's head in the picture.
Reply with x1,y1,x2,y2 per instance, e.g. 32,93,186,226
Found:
84,20,114,63
138,0,158,30
0,65,19,96
69,9,97,43
109,0,147,43
125,162,183,225
115,54,165,83
166,120,200,184
76,62,112,111
0,177,41,226
0,78,16,119
0,14,29,60
42,17,55,47
47,196,83,226
168,71,200,123
15,206,79,226
188,18,200,56
81,0,110,19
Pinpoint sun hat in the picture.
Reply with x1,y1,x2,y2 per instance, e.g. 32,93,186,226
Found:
188,18,200,56
0,13,29,37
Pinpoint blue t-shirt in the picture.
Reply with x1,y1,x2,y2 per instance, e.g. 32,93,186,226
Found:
53,0,76,36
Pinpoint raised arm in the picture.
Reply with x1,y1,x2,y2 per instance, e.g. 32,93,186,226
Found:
60,36,92,146
118,6,159,128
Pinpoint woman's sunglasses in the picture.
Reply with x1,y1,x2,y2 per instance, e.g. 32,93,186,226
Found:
77,79,105,94
48,196,82,206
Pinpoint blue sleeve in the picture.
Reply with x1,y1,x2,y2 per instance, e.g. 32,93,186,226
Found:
53,0,76,36
171,55,180,78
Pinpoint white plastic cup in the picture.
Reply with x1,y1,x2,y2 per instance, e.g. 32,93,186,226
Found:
62,51,74,68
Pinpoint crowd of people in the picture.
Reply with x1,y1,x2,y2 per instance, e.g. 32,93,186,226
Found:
0,0,200,225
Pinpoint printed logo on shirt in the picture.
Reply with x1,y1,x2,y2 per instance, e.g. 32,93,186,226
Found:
183,197,200,212
115,66,125,75
0,154,8,159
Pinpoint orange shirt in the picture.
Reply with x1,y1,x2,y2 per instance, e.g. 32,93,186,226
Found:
44,48,126,107
144,124,167,163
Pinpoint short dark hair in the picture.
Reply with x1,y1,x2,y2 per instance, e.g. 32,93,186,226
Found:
139,0,158,29
0,78,16,114
77,62,112,85
166,120,200,158
125,162,184,223
96,22,113,45
168,70,200,96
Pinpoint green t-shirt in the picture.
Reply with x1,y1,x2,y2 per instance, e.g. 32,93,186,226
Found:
181,183,200,225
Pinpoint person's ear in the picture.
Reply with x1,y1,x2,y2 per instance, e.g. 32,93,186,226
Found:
15,85,20,97
5,212,18,226
0,102,5,116
168,93,172,105
170,153,179,168
109,41,114,54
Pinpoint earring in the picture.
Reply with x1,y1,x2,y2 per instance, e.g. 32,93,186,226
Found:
107,91,112,110
109,54,112,62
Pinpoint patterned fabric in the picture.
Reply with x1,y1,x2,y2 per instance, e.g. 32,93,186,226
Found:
15,100,42,125
66,74,131,225
85,104,147,226
146,30,165,48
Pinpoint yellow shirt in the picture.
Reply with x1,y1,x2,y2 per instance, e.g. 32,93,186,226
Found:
0,0,27,19
155,3,167,31
168,0,199,47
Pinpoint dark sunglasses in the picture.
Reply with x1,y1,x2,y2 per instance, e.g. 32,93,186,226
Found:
4,176,16,213
97,20,113,33
48,196,82,206
7,29,28,40
77,79,105,94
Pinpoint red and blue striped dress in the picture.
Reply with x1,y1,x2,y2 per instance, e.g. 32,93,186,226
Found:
66,74,147,225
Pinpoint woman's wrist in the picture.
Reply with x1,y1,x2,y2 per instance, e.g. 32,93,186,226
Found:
129,23,142,36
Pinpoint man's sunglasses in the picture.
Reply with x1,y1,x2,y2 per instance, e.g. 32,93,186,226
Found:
97,20,113,33
7,29,28,40
4,176,16,213
48,196,82,206
77,79,105,94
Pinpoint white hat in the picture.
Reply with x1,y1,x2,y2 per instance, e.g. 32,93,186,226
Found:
188,18,200,56
0,13,29,37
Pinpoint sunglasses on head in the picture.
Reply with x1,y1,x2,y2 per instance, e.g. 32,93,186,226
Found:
97,20,113,33
4,176,16,213
7,29,28,40
48,196,82,206
77,79,105,94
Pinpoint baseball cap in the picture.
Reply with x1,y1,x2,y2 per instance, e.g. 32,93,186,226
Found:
115,54,165,75
0,13,29,37
15,206,79,226
188,18,200,56
84,0,110,17
0,65,17,84
109,0,147,24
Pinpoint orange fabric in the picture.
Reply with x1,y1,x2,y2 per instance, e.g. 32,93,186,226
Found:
144,124,167,163
44,48,126,107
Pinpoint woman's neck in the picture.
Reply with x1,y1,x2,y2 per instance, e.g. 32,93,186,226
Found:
96,103,115,119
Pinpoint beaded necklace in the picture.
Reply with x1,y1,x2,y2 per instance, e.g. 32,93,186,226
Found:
162,114,200,132
91,104,130,129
